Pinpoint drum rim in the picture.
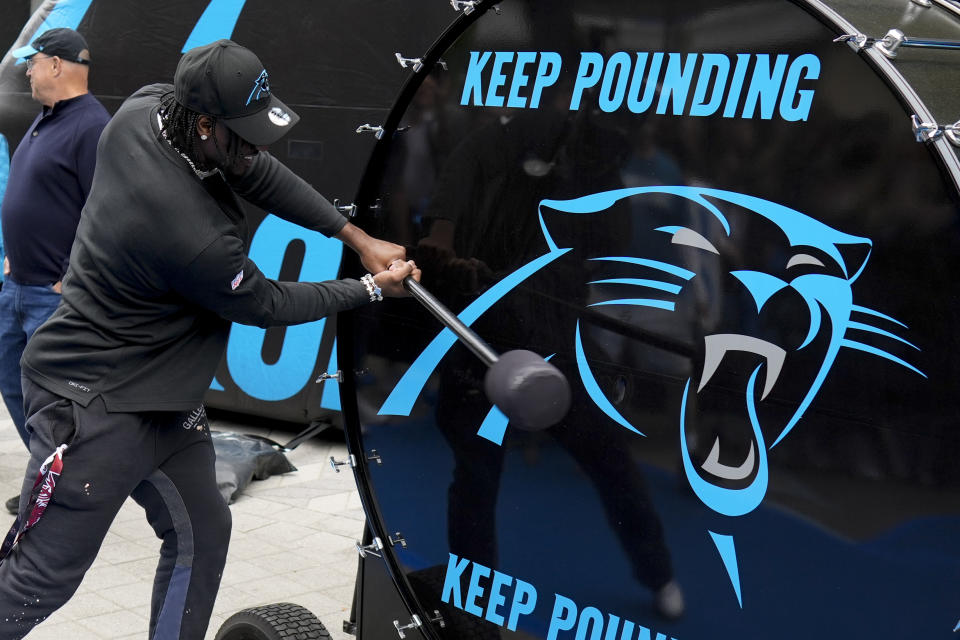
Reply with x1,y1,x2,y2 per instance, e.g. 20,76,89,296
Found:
339,3,500,638
803,0,960,193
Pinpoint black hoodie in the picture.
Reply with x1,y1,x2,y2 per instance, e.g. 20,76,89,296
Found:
22,84,367,411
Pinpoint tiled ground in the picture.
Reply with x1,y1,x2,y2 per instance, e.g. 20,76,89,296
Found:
0,406,363,639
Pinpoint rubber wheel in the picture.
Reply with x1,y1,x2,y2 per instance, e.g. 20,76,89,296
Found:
215,602,331,640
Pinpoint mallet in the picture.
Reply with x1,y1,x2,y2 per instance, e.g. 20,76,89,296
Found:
403,277,571,430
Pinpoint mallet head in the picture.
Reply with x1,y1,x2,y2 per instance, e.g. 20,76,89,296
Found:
483,349,571,430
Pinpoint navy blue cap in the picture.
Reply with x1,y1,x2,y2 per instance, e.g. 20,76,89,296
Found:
12,28,90,64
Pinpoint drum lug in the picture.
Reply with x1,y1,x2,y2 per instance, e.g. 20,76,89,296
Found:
395,52,449,73
911,115,940,141
876,29,906,59
393,614,422,638
349,200,383,220
389,531,408,548
395,52,425,72
357,123,411,140
450,1,501,15
367,449,383,465
450,0,476,12
837,28,910,58
835,29,960,58
316,370,343,383
947,125,960,147
428,610,446,630
910,114,960,146
833,33,871,50
329,454,357,472
332,200,357,218
355,123,385,139
356,536,384,558
393,611,443,638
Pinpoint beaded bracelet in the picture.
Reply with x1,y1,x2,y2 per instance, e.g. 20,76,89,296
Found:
361,274,383,302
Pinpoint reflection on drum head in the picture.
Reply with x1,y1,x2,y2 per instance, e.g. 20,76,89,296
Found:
343,0,960,638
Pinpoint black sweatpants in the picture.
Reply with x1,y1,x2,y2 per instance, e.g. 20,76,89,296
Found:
0,377,231,640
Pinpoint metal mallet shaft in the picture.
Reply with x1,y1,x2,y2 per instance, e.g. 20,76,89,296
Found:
402,277,499,366
402,276,571,430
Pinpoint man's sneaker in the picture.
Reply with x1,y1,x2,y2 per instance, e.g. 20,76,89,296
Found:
654,580,685,620
5,495,19,515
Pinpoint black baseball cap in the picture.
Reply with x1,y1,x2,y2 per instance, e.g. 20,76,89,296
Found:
12,27,90,64
174,40,299,146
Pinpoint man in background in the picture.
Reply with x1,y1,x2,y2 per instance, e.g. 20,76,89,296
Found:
0,27,109,513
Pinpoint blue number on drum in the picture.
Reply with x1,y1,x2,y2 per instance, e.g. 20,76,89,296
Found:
224,215,342,401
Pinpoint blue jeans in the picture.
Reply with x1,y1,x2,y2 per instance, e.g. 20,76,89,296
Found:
0,278,61,446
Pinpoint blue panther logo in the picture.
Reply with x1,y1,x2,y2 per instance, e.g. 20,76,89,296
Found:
380,188,926,604
246,69,270,105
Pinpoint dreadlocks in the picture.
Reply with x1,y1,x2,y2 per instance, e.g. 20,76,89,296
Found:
158,93,201,160
158,92,247,173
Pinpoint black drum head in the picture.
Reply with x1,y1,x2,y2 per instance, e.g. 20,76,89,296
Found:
339,1,960,638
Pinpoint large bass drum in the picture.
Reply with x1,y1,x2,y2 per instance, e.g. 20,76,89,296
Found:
339,1,960,638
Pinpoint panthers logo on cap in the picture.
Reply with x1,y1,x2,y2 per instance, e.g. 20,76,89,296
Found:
246,69,270,106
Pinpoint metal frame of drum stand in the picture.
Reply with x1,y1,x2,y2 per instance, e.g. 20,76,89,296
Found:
344,526,430,640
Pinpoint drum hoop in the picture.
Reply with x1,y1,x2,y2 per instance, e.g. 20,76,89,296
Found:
804,0,960,194
930,0,960,20
341,4,500,638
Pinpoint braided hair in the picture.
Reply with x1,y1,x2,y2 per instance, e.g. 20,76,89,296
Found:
158,92,246,173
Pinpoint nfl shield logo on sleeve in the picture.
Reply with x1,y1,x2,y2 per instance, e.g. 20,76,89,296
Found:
231,270,244,290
